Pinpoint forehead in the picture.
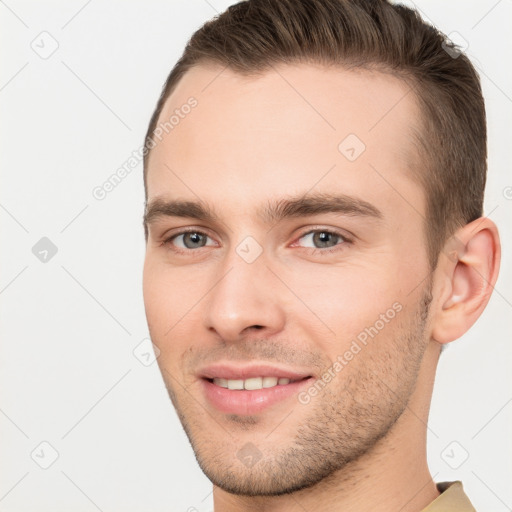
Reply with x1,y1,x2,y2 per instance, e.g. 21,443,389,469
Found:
146,62,424,221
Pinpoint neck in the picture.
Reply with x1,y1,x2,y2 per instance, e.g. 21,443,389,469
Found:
213,341,441,512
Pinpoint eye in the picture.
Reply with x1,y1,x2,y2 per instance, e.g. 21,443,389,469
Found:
166,230,216,250
296,230,348,250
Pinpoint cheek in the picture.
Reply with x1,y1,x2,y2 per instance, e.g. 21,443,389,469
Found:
143,259,200,325
143,259,209,368
143,261,188,347
283,261,409,349
143,260,167,327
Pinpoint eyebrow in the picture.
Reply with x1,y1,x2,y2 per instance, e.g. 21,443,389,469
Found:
143,193,383,228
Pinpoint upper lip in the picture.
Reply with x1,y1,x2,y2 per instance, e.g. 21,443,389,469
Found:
198,362,312,381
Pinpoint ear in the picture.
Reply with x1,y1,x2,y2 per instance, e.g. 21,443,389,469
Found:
431,218,501,344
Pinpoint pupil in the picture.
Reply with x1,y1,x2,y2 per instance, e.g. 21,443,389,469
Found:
313,231,337,248
184,232,205,248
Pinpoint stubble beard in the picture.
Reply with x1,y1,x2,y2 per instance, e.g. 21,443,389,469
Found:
161,285,433,497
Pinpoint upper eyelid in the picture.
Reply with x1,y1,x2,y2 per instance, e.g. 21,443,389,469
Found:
294,227,353,242
164,227,215,240
291,230,351,249
166,226,347,237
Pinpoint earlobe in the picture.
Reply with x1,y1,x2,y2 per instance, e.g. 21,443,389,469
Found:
432,218,501,344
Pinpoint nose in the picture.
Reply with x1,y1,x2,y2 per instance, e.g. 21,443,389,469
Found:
203,248,286,342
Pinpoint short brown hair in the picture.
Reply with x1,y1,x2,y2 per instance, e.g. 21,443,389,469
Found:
143,0,486,268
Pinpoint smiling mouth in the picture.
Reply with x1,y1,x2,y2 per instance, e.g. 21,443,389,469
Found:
206,376,310,390
200,372,314,415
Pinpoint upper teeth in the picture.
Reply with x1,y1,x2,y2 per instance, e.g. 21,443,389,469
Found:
213,377,293,390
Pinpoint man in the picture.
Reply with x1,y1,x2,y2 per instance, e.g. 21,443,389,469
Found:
142,0,501,510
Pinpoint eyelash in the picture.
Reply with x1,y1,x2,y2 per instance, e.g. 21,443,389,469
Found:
293,229,352,256
162,228,216,256
162,228,352,256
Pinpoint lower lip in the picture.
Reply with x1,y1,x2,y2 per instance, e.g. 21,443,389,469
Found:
201,378,313,415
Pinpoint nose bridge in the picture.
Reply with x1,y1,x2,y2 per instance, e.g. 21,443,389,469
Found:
203,240,285,340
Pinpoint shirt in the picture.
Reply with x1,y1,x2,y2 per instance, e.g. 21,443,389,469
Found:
421,481,476,511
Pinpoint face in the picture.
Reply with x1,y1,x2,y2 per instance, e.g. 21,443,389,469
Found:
143,63,434,496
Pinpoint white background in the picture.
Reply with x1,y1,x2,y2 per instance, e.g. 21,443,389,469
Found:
1,1,511,510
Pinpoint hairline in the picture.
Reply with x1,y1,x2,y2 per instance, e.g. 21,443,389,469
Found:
143,60,441,266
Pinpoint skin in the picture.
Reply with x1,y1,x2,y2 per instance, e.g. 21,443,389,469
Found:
142,63,500,511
